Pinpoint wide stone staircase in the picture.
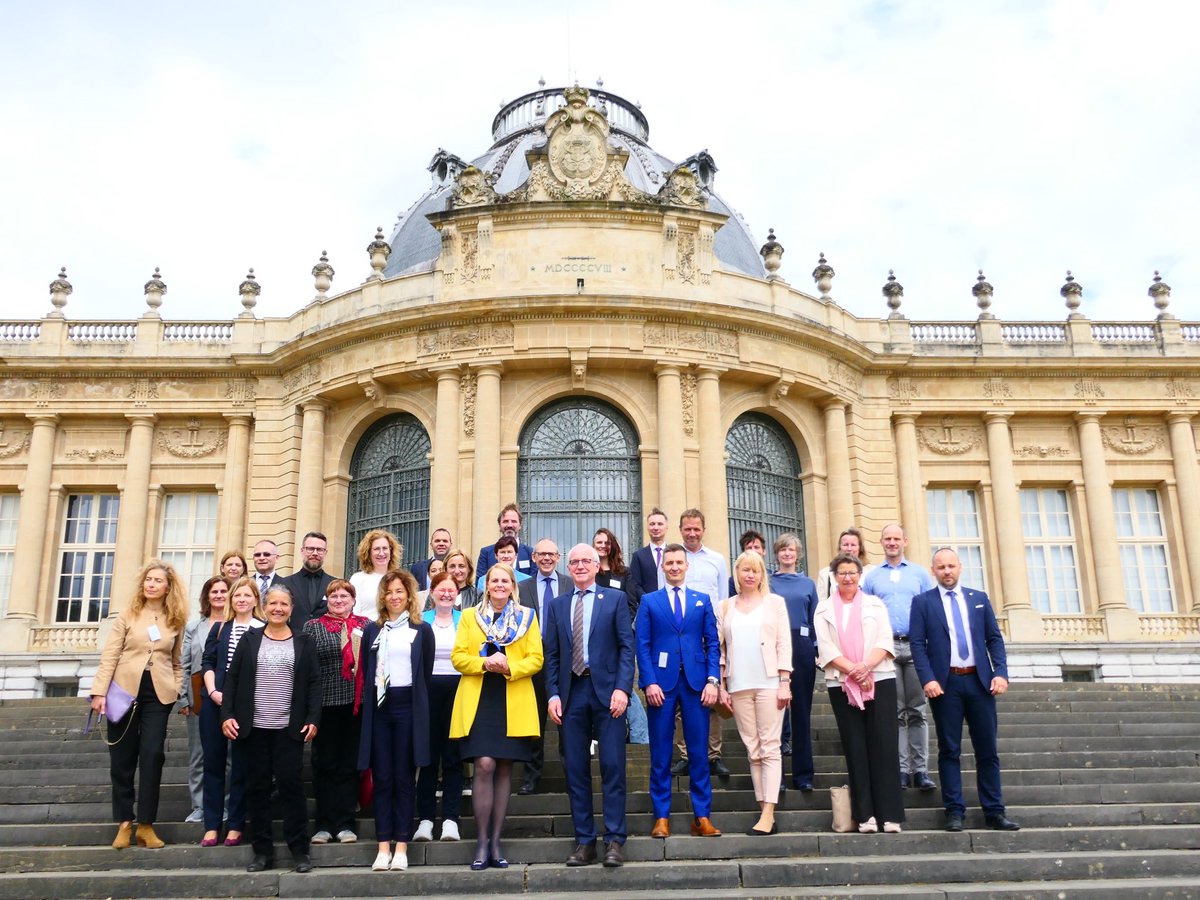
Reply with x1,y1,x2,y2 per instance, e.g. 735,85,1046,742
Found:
0,681,1198,898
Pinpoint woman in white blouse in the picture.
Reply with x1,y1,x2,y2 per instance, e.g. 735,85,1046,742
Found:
718,551,792,836
350,529,402,617
816,528,876,602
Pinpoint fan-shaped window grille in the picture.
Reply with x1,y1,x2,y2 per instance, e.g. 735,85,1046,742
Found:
517,399,642,555
725,413,804,564
345,414,431,575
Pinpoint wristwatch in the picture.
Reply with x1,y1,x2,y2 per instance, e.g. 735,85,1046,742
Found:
706,676,720,686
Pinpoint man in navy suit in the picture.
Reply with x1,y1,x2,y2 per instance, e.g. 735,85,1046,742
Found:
909,548,1020,833
475,503,534,580
516,538,565,795
628,507,670,597
636,544,722,838
409,527,453,590
545,543,634,868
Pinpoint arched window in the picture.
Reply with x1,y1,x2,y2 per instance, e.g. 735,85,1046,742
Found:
345,414,431,575
725,412,805,564
517,399,642,556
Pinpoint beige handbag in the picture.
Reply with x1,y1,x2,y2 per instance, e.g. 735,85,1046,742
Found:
830,785,855,833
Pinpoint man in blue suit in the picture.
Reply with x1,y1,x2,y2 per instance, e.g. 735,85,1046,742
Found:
544,543,634,868
475,503,534,579
636,544,722,838
628,507,670,596
909,548,1020,833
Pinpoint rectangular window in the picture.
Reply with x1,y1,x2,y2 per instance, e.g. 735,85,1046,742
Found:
0,494,19,617
56,493,120,623
1113,487,1174,613
1020,487,1081,613
158,492,218,603
926,487,987,591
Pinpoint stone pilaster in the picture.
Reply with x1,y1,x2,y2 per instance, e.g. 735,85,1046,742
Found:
655,364,686,530
429,367,462,541
294,401,328,558
823,400,852,537
1166,413,1200,612
218,415,252,556
893,413,928,566
696,368,729,558
984,412,1039,639
470,365,503,555
110,415,157,615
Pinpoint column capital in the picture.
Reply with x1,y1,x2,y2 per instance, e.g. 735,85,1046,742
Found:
695,366,727,381
124,413,158,427
470,362,504,377
429,365,463,381
299,398,331,415
1073,410,1106,425
25,413,60,427
654,362,683,378
1166,411,1196,427
821,396,849,413
982,410,1014,425
222,412,254,426
892,412,919,426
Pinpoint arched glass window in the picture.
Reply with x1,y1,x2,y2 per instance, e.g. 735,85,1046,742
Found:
725,412,805,564
345,414,431,575
517,399,642,556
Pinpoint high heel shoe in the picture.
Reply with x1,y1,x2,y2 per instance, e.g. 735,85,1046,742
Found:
112,822,133,850
136,823,165,848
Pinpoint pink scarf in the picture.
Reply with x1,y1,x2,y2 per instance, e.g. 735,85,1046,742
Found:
834,590,875,710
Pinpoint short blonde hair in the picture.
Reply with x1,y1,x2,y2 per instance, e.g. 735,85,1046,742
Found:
483,563,518,605
224,576,266,623
732,550,769,597
377,570,421,624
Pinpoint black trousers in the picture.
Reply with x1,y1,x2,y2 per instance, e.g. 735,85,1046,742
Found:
108,670,172,824
522,670,549,783
245,726,308,858
828,678,905,825
311,703,360,834
416,675,463,823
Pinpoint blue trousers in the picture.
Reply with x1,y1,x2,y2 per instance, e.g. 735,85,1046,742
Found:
788,636,817,787
929,672,1004,818
561,674,627,844
647,678,712,818
372,687,416,843
199,695,246,830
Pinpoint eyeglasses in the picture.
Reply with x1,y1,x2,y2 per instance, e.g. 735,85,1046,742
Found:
302,546,327,554
567,559,596,567
836,571,859,579
252,552,275,558
535,551,560,558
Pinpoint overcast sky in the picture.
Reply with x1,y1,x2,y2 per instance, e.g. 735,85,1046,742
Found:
2,1,1196,324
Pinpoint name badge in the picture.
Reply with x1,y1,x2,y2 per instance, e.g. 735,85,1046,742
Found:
517,560,530,570
148,624,162,642
610,578,622,589
799,625,810,637
658,651,669,669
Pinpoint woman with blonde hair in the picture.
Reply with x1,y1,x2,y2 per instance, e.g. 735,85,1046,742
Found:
718,550,792,835
350,529,403,617
358,569,434,871
90,560,189,850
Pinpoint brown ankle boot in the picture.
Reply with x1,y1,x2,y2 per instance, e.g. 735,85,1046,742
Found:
112,822,133,850
135,823,165,849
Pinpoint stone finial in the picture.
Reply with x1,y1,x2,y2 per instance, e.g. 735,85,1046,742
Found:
882,269,904,318
311,250,335,298
1060,269,1083,318
972,269,994,319
1149,270,1172,319
142,267,167,318
760,228,784,280
812,252,835,299
48,266,73,318
239,268,260,317
366,226,391,281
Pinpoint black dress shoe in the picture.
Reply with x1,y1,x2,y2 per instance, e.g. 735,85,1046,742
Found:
985,814,1021,831
899,772,911,788
566,842,597,866
744,823,778,836
246,854,273,872
914,771,936,791
944,814,965,832
602,841,624,867
670,757,688,776
709,757,731,777
292,853,313,873
518,779,538,795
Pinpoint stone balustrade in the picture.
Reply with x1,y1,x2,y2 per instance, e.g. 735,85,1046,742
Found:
29,625,100,653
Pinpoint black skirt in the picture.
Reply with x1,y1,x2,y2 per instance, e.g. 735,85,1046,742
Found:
458,671,531,763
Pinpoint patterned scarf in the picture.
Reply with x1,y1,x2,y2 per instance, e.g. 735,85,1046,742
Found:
474,597,531,652
834,590,876,710
369,612,410,710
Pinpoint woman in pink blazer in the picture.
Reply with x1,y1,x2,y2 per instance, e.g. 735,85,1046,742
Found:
718,551,793,835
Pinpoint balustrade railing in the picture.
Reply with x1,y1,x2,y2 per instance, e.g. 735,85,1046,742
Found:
1092,322,1157,343
1138,614,1200,638
67,322,137,343
1182,324,1200,342
0,322,41,341
163,322,234,342
1001,322,1068,343
1041,615,1107,640
911,322,977,343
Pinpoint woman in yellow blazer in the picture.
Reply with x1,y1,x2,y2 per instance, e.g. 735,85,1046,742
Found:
718,550,793,836
450,562,542,871
90,560,188,850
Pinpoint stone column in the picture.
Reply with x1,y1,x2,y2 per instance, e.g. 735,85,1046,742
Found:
1166,414,1200,612
893,414,928,565
110,415,157,615
696,368,729,558
471,365,503,555
983,413,1039,638
655,365,686,529
0,415,59,651
429,367,462,541
218,415,252,555
294,401,328,558
823,400,853,536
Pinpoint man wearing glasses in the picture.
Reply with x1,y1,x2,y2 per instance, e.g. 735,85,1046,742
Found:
516,539,565,795
251,540,285,603
281,532,334,626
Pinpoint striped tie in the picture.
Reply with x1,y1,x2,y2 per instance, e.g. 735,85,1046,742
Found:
571,591,586,676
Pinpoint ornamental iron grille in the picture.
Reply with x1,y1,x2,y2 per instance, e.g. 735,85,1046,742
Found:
725,412,805,567
517,398,642,557
345,414,431,577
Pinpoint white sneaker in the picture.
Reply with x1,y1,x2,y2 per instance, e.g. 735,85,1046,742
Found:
390,850,408,870
336,829,357,843
371,850,391,871
311,830,332,844
184,808,203,824
883,821,902,833
858,817,878,834
439,820,460,842
413,820,434,842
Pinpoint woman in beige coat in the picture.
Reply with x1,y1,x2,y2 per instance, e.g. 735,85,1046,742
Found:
90,560,188,850
718,551,792,835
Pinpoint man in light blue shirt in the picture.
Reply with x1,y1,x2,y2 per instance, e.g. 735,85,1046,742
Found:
863,523,937,791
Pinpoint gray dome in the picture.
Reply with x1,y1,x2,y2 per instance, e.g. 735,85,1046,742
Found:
383,85,765,280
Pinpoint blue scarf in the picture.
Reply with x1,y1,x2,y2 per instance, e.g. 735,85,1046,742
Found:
474,598,531,653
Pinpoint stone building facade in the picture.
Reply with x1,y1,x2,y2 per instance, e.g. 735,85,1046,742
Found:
1,85,1197,696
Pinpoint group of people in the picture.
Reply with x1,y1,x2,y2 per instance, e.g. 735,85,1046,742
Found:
88,503,1019,875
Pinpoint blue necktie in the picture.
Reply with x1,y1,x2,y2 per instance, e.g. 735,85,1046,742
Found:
948,590,968,660
673,587,683,627
542,576,554,607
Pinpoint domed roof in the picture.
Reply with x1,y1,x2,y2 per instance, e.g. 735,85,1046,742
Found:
383,84,765,280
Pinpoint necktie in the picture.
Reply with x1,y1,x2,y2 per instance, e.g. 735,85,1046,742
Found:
542,576,555,608
259,574,269,596
948,590,968,660
673,587,683,627
654,546,662,568
571,590,586,676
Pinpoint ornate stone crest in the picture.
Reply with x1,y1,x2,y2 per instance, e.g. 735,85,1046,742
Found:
452,166,498,208
548,85,609,188
917,417,984,455
158,418,227,459
1101,416,1166,455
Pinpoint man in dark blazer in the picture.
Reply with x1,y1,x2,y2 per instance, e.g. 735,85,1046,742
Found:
516,537,565,794
280,531,333,627
635,544,721,838
628,507,669,597
251,539,287,601
909,547,1020,833
544,543,634,868
410,527,453,590
475,502,535,580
